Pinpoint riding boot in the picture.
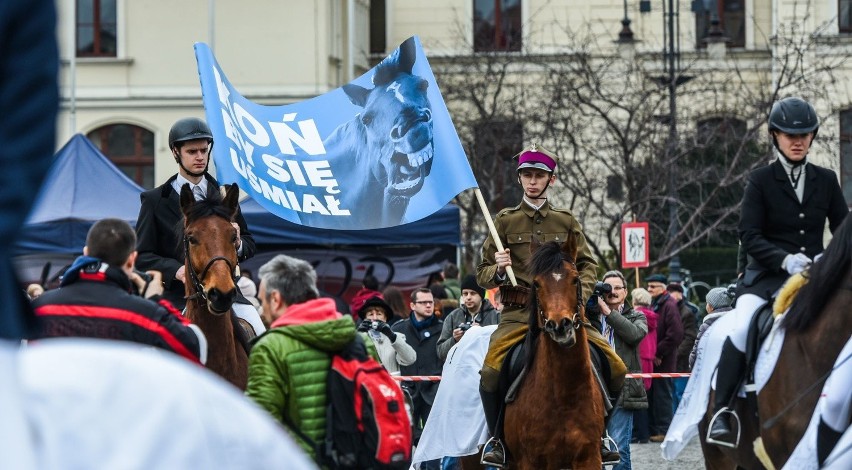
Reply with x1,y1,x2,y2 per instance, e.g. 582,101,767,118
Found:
817,417,843,467
707,338,746,448
479,387,507,468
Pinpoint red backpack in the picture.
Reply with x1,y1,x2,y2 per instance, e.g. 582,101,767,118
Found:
290,335,412,469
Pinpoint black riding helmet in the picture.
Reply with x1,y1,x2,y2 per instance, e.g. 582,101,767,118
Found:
768,97,819,164
169,117,214,177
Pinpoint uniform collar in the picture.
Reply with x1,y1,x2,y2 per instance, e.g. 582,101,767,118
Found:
518,199,552,218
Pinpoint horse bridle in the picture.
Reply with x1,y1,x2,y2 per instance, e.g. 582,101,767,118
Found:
183,233,239,312
536,256,583,330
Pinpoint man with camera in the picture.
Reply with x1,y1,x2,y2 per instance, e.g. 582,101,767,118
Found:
587,271,649,469
436,275,500,362
32,218,207,364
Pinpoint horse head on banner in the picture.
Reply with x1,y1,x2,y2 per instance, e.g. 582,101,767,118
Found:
325,36,434,227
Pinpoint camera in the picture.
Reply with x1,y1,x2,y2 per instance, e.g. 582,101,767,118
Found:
357,320,380,332
134,269,153,284
458,321,473,332
586,281,613,311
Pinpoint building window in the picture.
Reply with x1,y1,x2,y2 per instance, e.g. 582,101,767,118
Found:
87,124,155,189
474,121,523,210
841,0,852,33
77,0,117,57
841,109,852,205
695,0,745,48
473,0,522,52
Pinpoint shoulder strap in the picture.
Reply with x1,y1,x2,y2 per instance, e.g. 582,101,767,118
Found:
281,413,317,449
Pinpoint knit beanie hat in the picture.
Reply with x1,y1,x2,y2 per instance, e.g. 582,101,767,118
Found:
460,274,485,298
706,287,733,310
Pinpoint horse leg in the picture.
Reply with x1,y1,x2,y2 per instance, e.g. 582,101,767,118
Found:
569,444,602,470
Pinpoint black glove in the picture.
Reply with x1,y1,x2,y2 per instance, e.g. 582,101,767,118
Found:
377,321,397,342
357,319,373,332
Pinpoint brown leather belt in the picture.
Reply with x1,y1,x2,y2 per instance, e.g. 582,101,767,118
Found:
499,284,531,309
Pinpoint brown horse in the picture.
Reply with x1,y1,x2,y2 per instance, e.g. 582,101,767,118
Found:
180,183,250,390
500,238,605,469
701,213,852,469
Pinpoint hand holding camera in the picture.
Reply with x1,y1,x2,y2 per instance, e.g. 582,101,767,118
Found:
358,319,397,342
130,269,163,299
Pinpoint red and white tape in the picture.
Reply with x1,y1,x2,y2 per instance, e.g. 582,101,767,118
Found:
393,372,691,382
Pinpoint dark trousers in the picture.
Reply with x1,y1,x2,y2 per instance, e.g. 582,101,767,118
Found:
648,377,674,435
633,407,650,441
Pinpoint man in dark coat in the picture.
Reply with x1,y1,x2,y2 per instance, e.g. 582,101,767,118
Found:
667,283,698,412
135,118,263,334
391,287,442,470
646,274,683,442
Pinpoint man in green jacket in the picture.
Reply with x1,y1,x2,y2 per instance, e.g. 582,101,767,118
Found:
246,254,370,462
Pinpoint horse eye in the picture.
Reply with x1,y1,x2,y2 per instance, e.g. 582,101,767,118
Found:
361,113,374,126
231,234,238,244
187,236,198,245
418,79,429,91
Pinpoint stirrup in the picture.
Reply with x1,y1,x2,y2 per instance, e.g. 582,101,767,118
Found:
706,407,741,448
601,433,620,467
480,437,507,469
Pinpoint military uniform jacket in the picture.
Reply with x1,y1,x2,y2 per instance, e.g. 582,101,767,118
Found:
738,160,848,298
476,201,598,322
135,173,256,309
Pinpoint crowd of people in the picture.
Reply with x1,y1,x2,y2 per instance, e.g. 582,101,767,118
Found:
8,52,847,467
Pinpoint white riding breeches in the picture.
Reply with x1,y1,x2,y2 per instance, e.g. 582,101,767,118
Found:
715,294,767,352
232,302,266,336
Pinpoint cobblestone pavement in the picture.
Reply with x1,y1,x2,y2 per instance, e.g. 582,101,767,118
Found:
628,438,704,469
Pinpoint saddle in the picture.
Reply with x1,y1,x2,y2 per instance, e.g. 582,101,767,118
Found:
742,303,776,397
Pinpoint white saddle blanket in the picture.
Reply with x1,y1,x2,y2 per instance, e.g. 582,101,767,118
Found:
412,325,497,464
661,312,786,460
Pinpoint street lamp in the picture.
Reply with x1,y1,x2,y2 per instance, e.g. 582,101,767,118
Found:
642,0,693,283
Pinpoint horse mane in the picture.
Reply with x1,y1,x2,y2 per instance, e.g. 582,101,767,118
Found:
783,213,852,332
528,241,570,280
183,189,234,225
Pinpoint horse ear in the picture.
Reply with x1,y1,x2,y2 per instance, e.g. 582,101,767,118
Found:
562,232,579,262
343,84,369,108
530,235,542,253
222,183,240,219
179,183,195,216
396,37,417,75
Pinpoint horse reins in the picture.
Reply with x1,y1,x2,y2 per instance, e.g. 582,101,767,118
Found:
183,234,238,312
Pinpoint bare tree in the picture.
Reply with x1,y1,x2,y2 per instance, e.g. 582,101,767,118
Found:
431,7,850,275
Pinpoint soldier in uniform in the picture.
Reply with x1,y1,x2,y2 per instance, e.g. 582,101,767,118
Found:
475,145,626,467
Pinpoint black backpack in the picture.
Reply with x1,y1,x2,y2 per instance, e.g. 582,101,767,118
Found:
287,335,412,469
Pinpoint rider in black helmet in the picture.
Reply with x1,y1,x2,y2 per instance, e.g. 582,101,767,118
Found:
168,117,214,178
135,117,265,336
705,97,847,449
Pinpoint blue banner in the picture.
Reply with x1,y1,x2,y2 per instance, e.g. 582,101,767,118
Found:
194,36,477,230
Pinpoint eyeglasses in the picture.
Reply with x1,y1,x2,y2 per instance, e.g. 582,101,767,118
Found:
414,300,434,305
611,286,625,291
